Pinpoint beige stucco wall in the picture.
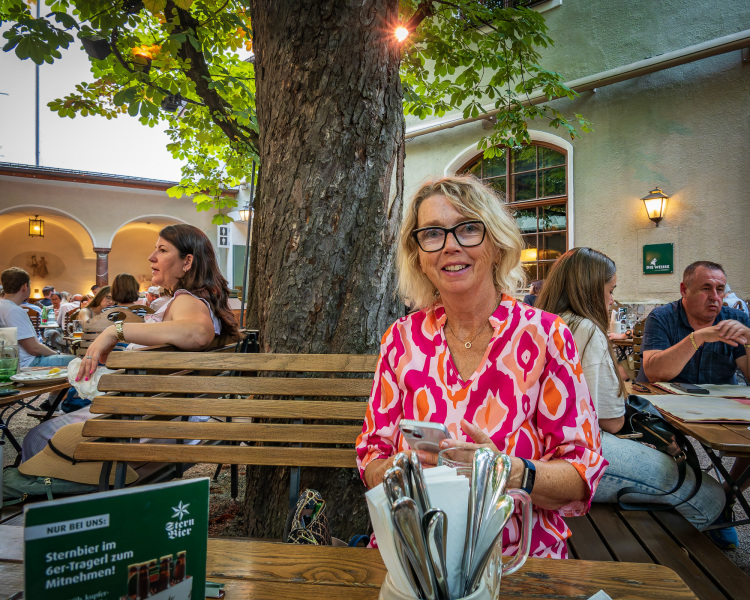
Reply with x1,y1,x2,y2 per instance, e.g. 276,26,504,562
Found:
403,0,750,303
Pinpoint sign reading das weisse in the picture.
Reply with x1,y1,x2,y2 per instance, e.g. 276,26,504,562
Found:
643,243,674,275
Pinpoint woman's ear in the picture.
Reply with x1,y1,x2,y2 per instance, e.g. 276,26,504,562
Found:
183,254,194,272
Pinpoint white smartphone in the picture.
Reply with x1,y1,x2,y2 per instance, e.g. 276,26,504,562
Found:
398,419,451,453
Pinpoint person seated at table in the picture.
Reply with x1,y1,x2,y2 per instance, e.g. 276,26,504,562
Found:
56,293,82,327
22,225,239,461
49,291,62,314
76,286,114,321
0,267,74,369
109,273,141,307
145,285,160,307
723,283,749,317
149,287,171,312
78,223,237,371
356,175,606,560
522,279,543,306
535,248,725,531
638,261,749,386
637,260,750,547
39,286,54,307
21,299,42,314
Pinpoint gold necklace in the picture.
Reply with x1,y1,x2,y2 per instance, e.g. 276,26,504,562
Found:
446,321,488,349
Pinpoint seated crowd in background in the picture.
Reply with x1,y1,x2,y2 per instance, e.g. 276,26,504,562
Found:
0,268,74,368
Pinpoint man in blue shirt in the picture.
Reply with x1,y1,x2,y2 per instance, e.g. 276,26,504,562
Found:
638,260,749,549
639,261,749,385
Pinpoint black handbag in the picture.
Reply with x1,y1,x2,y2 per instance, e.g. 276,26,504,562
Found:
615,395,702,510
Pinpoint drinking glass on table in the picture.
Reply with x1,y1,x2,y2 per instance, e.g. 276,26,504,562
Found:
67,320,84,339
0,345,19,382
437,447,532,598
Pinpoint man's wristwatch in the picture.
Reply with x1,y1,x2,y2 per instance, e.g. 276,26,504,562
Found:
519,458,536,495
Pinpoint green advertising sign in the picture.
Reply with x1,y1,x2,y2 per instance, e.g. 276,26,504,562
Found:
24,478,209,600
643,243,674,275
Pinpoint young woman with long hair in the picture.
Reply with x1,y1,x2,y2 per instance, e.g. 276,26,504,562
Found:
535,248,725,530
76,286,114,321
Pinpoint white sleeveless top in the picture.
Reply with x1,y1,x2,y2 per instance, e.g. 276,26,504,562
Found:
127,289,221,350
146,289,221,334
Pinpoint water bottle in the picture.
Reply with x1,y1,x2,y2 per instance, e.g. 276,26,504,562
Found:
41,306,50,326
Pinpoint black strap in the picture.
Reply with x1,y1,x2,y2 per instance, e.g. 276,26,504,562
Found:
616,405,702,511
47,441,98,465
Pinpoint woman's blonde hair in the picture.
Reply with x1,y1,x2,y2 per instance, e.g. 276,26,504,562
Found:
397,175,525,309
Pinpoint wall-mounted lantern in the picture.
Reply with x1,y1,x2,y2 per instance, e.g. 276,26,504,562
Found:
641,187,669,227
239,204,251,222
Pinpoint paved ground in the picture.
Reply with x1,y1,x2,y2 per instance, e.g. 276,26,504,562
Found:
3,393,750,573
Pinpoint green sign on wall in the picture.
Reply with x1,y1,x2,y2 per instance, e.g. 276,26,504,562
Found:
643,243,674,275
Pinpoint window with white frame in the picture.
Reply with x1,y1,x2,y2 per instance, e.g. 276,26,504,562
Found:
459,142,568,282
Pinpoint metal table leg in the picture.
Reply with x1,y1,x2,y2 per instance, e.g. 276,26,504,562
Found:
702,446,750,529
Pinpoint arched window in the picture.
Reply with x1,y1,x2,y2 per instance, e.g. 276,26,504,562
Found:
459,142,568,282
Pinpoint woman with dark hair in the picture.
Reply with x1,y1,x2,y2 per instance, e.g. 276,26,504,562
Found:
76,286,114,321
535,247,724,529
77,224,238,380
110,273,141,305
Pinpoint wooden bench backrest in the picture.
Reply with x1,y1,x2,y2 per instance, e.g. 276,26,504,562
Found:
75,352,378,470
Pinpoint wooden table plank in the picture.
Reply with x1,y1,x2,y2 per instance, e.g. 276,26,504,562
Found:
652,510,750,600
619,510,725,600
206,539,386,586
0,539,700,600
565,514,614,561
587,505,654,564
501,559,697,599
212,578,380,600
0,380,70,408
658,413,750,456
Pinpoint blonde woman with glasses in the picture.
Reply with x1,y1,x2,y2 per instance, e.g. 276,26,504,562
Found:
356,175,606,559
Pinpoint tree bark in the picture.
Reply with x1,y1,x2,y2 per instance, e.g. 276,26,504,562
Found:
244,0,404,540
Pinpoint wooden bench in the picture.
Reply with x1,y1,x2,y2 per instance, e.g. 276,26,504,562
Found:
74,352,376,507
567,503,749,600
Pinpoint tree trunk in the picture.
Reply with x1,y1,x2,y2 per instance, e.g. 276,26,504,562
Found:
244,0,403,540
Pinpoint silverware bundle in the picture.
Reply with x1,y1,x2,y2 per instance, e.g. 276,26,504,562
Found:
383,449,517,600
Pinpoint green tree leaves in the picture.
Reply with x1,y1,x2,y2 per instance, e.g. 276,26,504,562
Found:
1,0,590,216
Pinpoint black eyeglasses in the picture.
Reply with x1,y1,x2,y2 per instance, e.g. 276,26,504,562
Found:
412,221,486,252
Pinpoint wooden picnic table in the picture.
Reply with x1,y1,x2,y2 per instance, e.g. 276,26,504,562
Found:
0,535,698,599
0,378,71,460
632,381,750,529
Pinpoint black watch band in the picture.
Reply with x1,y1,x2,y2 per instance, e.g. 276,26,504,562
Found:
520,458,536,494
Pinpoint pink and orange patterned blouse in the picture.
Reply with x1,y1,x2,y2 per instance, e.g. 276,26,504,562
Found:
356,295,607,559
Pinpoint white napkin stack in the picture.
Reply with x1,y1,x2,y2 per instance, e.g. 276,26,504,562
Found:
366,465,470,599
